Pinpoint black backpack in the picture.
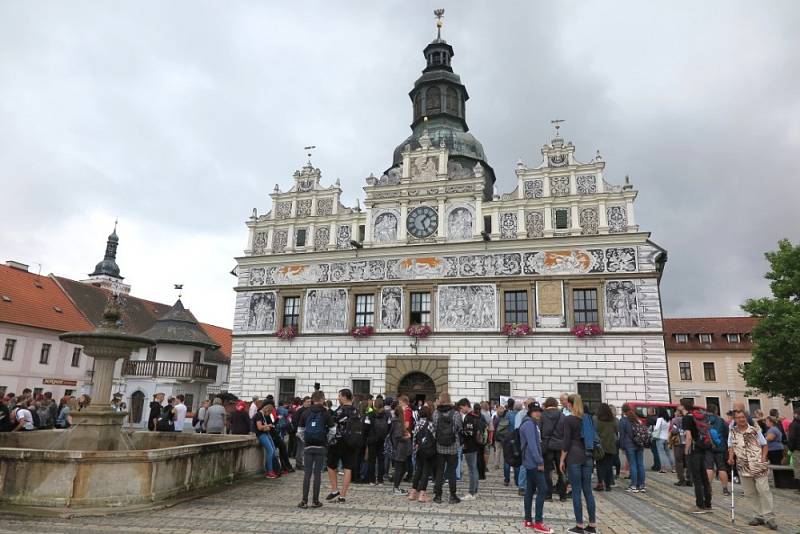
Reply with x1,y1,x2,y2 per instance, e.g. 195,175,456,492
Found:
436,409,456,447
304,408,327,446
341,409,364,448
503,428,523,467
156,405,174,431
370,412,389,444
415,422,437,458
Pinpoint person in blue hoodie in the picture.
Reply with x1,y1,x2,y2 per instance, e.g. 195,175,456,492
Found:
520,402,555,534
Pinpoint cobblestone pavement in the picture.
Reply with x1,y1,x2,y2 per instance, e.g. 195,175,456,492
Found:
1,462,798,533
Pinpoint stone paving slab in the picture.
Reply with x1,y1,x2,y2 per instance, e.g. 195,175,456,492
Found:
0,462,798,533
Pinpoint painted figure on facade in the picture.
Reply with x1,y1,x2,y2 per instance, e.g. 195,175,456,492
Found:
606,281,639,327
247,292,276,332
448,207,472,240
374,213,398,243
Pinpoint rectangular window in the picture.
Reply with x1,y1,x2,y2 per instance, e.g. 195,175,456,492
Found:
283,297,300,328
504,291,528,325
705,397,720,414
354,294,375,328
296,229,307,247
748,398,761,414
699,334,712,344
726,333,740,343
278,378,296,406
183,394,195,412
573,288,598,325
358,224,366,242
577,382,603,415
409,292,431,326
145,347,157,362
554,208,569,229
703,362,716,381
352,379,371,398
39,343,51,365
488,381,511,404
675,334,688,343
64,389,74,396
33,387,43,397
3,339,16,361
69,347,80,367
679,362,692,381
193,350,202,364
483,215,492,234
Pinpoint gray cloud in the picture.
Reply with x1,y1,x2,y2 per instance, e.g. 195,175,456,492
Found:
1,1,798,326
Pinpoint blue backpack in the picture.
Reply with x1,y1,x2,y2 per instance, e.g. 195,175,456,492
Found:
304,409,327,446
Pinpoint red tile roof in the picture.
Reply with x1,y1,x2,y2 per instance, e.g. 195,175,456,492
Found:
0,264,93,332
663,316,759,351
200,322,232,359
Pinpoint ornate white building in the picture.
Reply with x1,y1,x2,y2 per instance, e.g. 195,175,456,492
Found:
229,20,668,409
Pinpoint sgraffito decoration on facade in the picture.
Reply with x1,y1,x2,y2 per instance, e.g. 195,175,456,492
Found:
447,206,473,240
605,281,639,328
379,286,403,331
249,267,267,286
579,207,599,235
336,225,352,249
241,245,649,286
576,175,597,195
316,198,333,216
550,176,570,196
524,180,543,199
500,212,518,240
536,280,565,328
252,232,268,254
413,156,438,180
373,212,398,243
303,288,349,333
272,229,288,253
437,284,497,331
314,226,330,251
525,211,544,238
607,205,627,233
276,202,293,219
245,291,277,333
296,199,312,218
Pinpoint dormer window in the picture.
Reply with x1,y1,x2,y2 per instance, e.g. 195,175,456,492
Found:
726,333,741,344
698,334,712,344
675,334,688,344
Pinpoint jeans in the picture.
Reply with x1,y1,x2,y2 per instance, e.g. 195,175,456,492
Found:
524,468,548,523
689,451,712,508
302,447,326,503
295,437,305,468
366,442,385,483
597,453,615,490
544,449,566,498
412,454,436,492
567,458,596,525
464,451,479,495
655,438,674,469
393,459,407,489
434,453,458,498
456,447,463,480
257,433,279,473
625,447,645,489
650,438,662,470
518,459,527,488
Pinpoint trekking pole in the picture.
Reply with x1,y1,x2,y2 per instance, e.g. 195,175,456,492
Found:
730,474,735,525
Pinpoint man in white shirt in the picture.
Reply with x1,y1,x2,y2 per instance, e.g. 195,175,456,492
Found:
14,402,35,431
173,394,187,432
249,396,259,419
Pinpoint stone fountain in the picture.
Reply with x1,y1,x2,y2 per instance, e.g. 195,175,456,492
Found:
0,295,263,513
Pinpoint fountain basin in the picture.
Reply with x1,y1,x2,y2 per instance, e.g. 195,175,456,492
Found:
0,431,264,509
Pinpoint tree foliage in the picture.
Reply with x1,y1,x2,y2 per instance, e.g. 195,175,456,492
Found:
740,239,800,402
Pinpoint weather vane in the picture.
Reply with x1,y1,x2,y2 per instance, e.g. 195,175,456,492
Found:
304,145,316,164
434,8,445,39
551,118,564,136
174,284,183,299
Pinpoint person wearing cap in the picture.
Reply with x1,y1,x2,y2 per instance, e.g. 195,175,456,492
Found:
520,402,554,533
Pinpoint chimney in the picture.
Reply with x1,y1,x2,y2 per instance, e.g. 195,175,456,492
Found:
5,260,29,272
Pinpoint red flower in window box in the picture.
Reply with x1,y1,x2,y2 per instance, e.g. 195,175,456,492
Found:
405,324,432,339
276,325,297,341
501,323,531,338
351,325,374,338
570,324,603,338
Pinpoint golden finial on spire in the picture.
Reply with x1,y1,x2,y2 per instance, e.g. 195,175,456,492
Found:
434,8,445,39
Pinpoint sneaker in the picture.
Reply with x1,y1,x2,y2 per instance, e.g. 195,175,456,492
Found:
338,470,344,475
722,488,730,497
503,480,510,487
336,496,346,504
534,522,555,533
461,493,475,501
625,486,639,493
523,521,535,529
638,487,646,493
748,518,765,526
583,527,597,534
297,501,307,509
674,481,685,486
311,501,322,508
392,487,408,496
407,489,418,501
369,482,377,486
265,471,278,479
282,469,289,475
417,491,430,503
567,527,585,534
765,519,778,530
518,488,525,496
325,491,340,501
433,495,443,504
448,494,461,504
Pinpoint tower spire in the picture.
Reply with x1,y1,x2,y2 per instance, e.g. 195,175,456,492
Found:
434,8,445,40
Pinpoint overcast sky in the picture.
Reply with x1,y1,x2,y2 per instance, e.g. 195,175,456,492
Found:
1,1,798,328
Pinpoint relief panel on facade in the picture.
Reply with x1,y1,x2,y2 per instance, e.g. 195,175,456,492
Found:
535,280,565,328
525,211,544,238
607,205,627,233
296,199,312,218
314,226,330,251
524,250,601,275
373,212,398,243
272,229,288,253
316,198,333,216
524,179,544,199
379,286,404,331
303,288,349,334
446,206,473,240
576,175,597,195
336,225,352,249
249,267,267,286
500,212,518,239
605,247,636,272
437,284,498,332
579,207,599,235
244,291,277,333
276,201,293,219
605,281,639,328
550,176,570,196
252,232,267,254
413,156,439,180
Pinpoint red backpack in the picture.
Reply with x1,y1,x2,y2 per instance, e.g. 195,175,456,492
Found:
691,410,713,450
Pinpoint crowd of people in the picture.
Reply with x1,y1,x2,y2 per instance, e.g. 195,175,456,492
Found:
0,388,92,431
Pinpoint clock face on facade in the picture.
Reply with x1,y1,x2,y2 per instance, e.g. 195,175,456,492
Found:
406,206,438,238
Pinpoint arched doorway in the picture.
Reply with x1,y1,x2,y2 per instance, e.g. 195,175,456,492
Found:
129,390,145,424
397,372,436,405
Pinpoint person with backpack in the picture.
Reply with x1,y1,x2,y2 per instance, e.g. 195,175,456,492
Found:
432,392,462,504
594,403,619,492
326,388,360,504
296,390,335,509
520,402,555,533
559,394,598,534
293,396,311,470
682,398,713,513
266,402,294,474
459,400,484,500
706,404,731,496
540,397,567,501
390,405,412,496
409,404,436,502
366,398,389,485
619,403,647,493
